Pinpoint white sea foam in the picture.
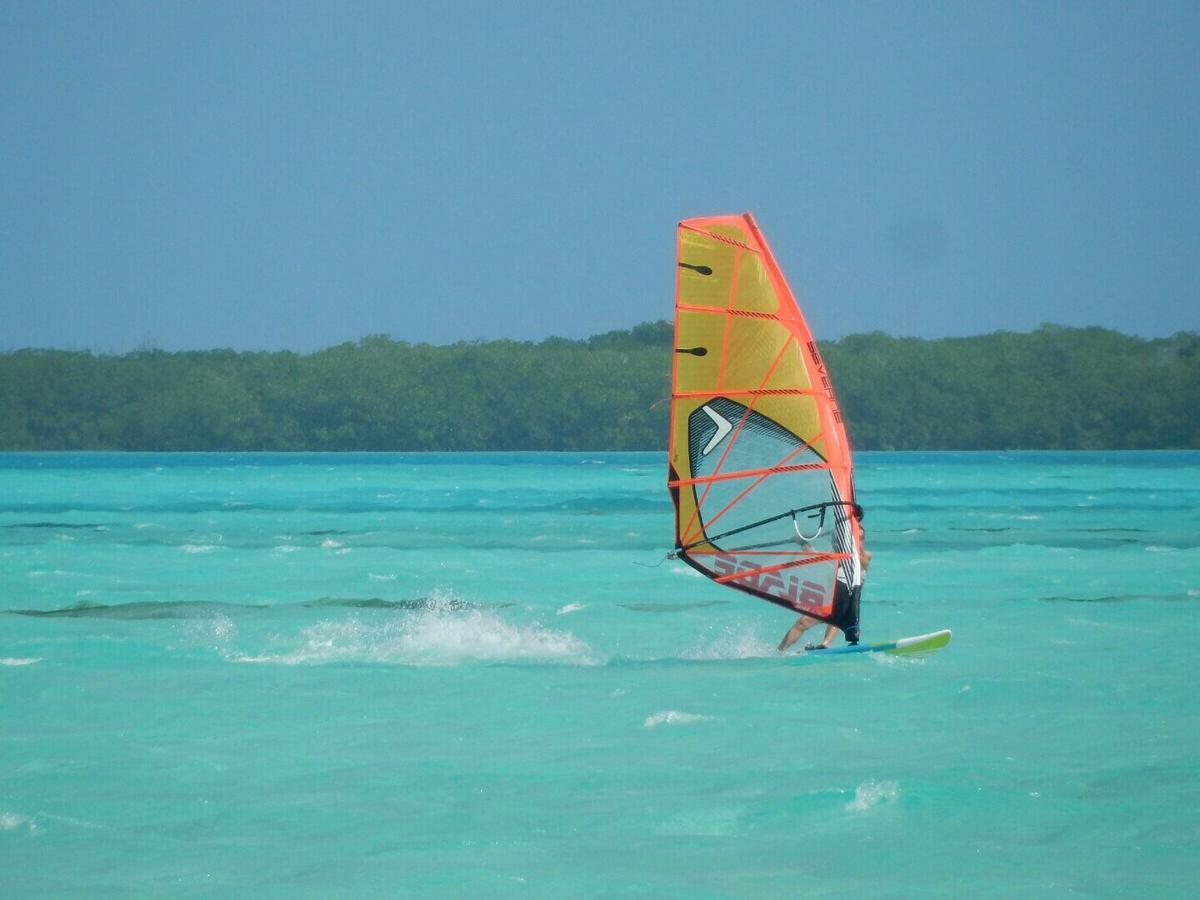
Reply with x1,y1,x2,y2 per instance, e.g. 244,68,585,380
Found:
846,780,900,811
368,573,397,582
275,545,301,553
181,615,237,645
681,624,773,660
320,539,344,549
230,594,593,667
1,657,43,667
644,711,713,729
0,812,32,832
181,544,217,554
556,602,585,615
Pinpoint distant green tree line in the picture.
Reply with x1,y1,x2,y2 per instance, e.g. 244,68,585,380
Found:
1,323,1196,450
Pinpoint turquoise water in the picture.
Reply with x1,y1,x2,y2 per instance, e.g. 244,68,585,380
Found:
3,451,1198,897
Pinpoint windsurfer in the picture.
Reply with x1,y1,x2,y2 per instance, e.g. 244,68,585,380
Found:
778,524,871,652
670,214,874,656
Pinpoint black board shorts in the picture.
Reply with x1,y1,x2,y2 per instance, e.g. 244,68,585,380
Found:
828,581,862,640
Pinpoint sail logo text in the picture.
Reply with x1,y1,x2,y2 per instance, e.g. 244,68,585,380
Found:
806,340,843,424
711,555,828,610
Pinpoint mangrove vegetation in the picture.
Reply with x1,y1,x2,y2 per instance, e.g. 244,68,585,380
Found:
1,323,1197,451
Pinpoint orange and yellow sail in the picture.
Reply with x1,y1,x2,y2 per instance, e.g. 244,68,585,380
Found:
668,213,863,621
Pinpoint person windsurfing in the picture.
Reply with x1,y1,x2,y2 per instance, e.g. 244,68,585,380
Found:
777,504,870,652
669,214,883,657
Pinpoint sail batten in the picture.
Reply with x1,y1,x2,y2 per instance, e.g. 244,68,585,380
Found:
668,463,830,489
673,389,826,399
676,304,790,320
679,224,759,252
668,213,862,620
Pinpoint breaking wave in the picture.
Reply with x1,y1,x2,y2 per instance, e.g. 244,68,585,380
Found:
229,594,594,667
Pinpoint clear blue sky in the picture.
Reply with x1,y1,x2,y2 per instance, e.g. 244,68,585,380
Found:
2,1,1197,352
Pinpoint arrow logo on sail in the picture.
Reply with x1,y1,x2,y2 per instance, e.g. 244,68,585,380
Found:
700,405,733,456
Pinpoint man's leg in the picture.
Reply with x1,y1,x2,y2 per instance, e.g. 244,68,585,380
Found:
778,615,816,651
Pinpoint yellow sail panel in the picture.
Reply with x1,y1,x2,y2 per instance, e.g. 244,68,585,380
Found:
668,213,861,621
719,317,799,393
729,250,778,315
759,338,812,391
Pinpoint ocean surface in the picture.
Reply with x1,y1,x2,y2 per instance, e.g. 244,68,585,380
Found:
2,451,1198,897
